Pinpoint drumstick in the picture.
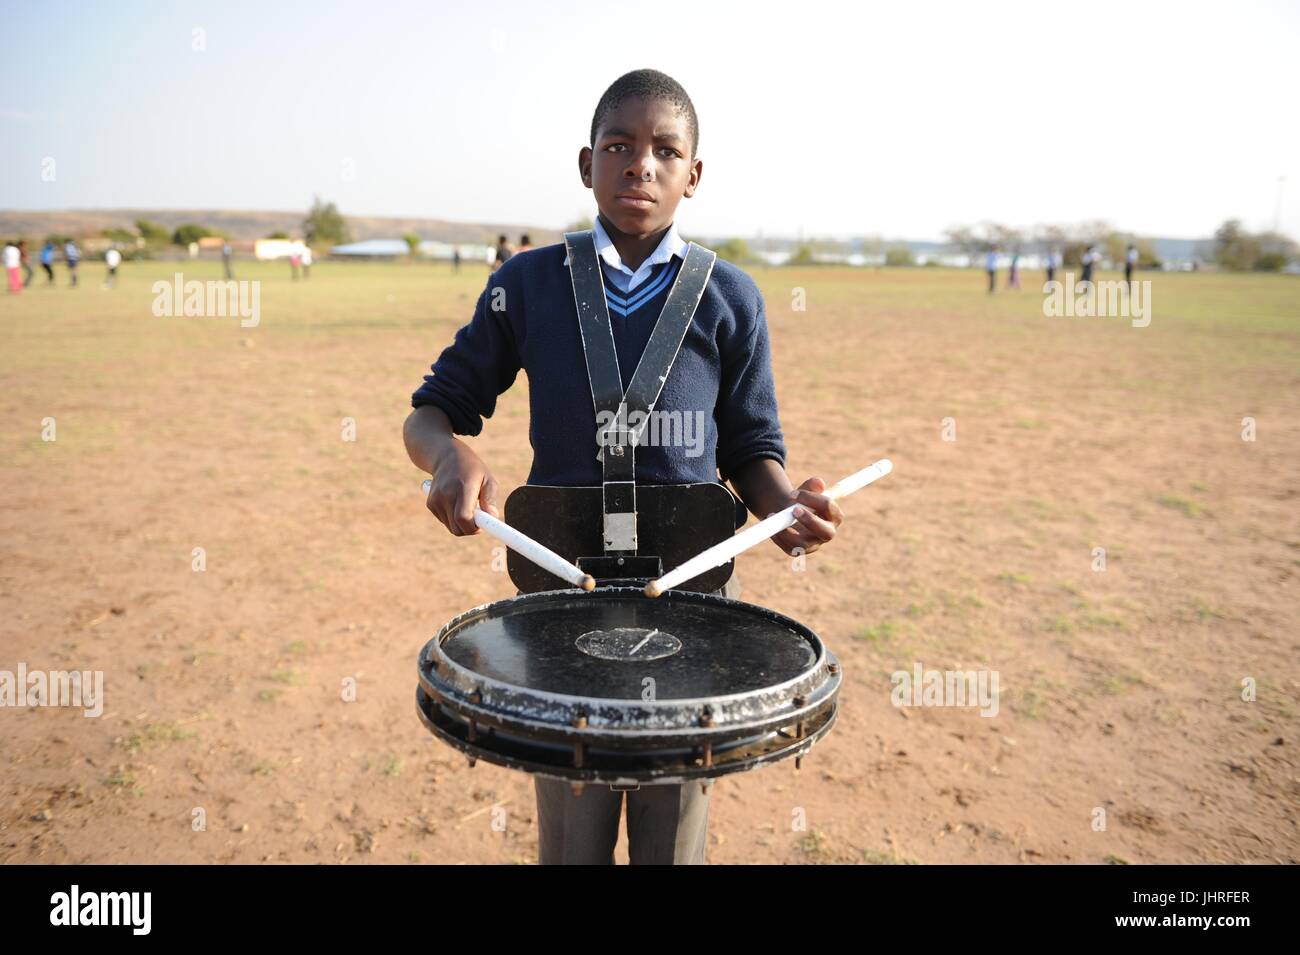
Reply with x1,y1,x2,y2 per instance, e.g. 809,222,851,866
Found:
643,459,893,598
421,480,595,591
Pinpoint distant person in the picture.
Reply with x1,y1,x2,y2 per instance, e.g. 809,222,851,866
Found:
452,247,461,273
1080,245,1097,286
40,241,56,284
104,247,121,289
289,240,303,280
1045,248,1058,284
985,247,998,293
18,240,33,287
1007,252,1021,290
64,239,80,287
1125,244,1138,284
3,241,20,293
516,233,533,254
491,233,512,272
222,242,234,280
302,244,313,279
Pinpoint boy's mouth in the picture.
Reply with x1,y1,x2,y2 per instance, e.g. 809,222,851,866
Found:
614,189,656,208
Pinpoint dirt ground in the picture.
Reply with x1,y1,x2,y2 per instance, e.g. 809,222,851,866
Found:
1,259,1296,864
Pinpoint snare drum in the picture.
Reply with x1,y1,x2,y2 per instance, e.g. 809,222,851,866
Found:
416,585,840,786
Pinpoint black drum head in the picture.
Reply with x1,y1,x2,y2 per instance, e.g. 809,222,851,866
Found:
439,590,816,702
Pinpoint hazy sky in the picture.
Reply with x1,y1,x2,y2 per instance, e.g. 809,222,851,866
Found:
2,0,1297,240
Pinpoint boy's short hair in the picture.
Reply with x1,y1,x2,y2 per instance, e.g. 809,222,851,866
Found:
590,68,699,157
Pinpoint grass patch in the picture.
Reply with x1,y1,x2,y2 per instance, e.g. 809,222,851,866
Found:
104,770,143,797
853,620,897,644
1157,494,1205,518
116,721,197,753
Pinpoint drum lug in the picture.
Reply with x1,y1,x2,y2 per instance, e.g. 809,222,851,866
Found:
573,713,588,769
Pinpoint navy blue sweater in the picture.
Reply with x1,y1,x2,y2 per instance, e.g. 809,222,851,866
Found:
411,241,786,488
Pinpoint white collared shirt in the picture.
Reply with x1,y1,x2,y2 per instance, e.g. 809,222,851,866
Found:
564,217,687,294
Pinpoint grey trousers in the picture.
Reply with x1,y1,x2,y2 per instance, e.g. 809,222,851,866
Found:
534,573,742,865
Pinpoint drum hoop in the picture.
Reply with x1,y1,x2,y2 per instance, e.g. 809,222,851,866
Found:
418,586,831,718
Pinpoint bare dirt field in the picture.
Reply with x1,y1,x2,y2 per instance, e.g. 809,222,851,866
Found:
2,259,1296,863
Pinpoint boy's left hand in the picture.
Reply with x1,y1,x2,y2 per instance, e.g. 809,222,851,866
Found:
771,476,843,556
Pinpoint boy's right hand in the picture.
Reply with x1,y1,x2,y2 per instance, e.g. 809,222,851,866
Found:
425,443,500,536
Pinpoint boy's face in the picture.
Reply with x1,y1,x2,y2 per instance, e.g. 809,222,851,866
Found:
579,97,702,237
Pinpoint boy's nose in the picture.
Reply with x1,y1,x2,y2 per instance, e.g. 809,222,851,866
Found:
625,156,655,183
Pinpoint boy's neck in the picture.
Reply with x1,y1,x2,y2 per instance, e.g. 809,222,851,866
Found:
597,213,670,274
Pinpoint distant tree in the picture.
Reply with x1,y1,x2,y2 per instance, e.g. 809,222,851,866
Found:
1214,219,1261,271
714,238,752,264
172,223,214,246
1251,230,1298,271
786,244,816,266
101,227,137,244
303,196,351,247
266,230,290,240
884,246,915,266
135,218,171,246
943,225,980,256
403,233,422,258
43,234,73,247
564,215,594,232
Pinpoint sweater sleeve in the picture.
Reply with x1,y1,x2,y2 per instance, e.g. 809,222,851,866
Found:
410,272,521,436
715,290,787,483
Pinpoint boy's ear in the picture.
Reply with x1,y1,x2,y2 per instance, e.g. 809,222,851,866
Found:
578,146,594,189
683,157,703,198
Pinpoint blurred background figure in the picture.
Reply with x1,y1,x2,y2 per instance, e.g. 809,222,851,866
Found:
452,246,461,273
289,239,303,280
491,233,512,272
18,240,33,287
1080,244,1097,286
1125,243,1138,284
40,241,55,284
64,238,80,287
104,247,121,289
302,243,313,279
516,233,533,254
1045,247,1059,283
222,241,234,279
1008,251,1021,289
985,246,998,293
3,240,21,292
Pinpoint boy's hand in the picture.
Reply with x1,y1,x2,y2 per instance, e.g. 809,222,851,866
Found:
770,476,843,556
425,443,500,536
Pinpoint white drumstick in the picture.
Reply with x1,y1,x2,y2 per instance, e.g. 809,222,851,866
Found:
644,459,893,597
421,480,595,591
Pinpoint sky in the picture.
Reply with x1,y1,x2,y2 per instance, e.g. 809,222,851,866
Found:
1,0,1297,241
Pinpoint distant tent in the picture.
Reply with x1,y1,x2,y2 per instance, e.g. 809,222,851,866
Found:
328,239,410,258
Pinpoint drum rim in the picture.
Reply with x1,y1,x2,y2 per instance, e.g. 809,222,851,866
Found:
418,585,832,716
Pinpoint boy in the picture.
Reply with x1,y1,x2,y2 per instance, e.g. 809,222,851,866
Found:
403,69,843,865
104,247,121,289
64,239,80,287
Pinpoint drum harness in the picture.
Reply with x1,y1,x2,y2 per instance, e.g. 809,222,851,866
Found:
563,228,720,582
